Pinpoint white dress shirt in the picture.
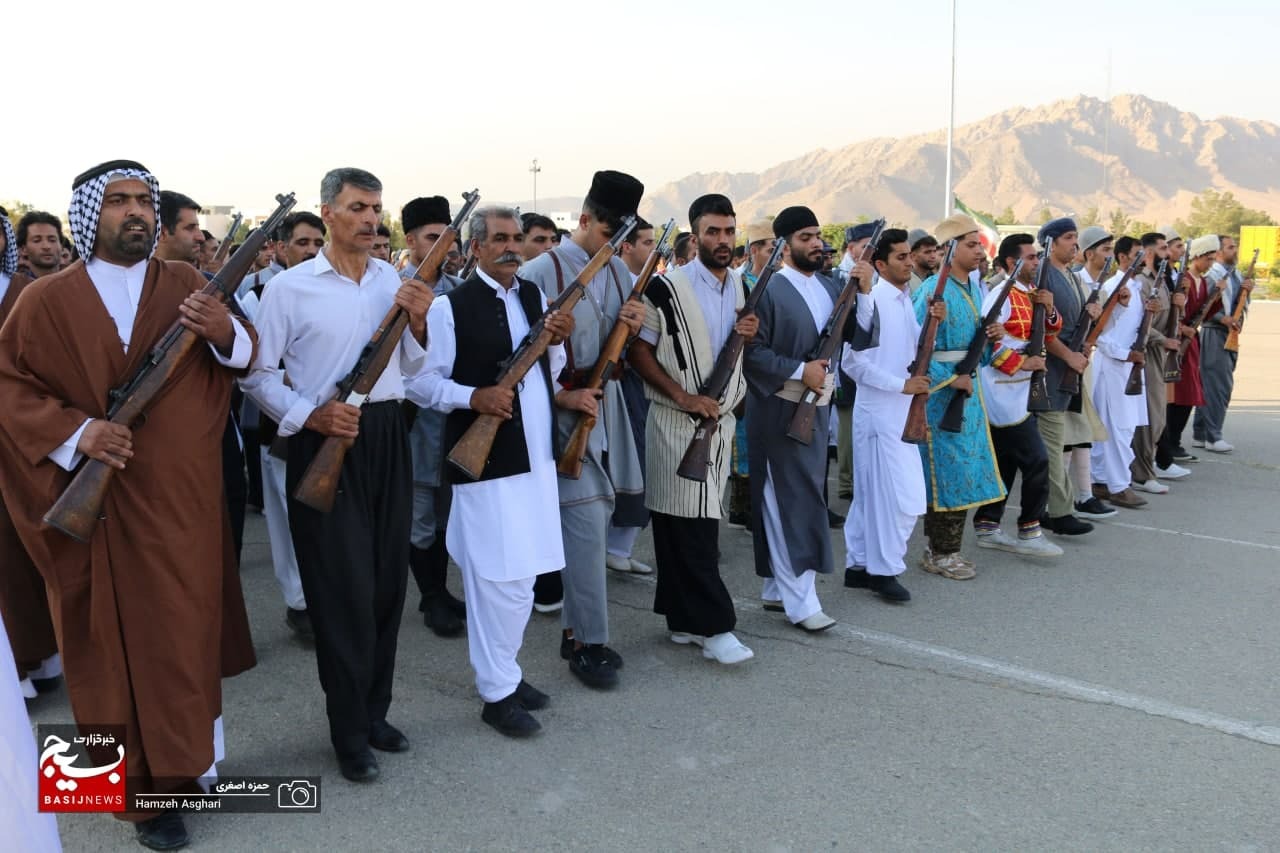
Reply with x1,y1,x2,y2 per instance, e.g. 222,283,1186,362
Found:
637,256,740,362
241,249,426,437
50,257,252,471
778,264,833,380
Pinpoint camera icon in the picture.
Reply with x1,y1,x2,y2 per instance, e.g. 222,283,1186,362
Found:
277,780,317,809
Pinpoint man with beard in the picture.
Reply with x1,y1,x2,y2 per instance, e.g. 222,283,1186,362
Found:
0,160,256,850
0,207,62,701
400,196,467,637
908,228,940,294
521,170,647,688
1160,235,1218,463
843,230,947,601
1130,232,1187,491
521,212,558,261
371,224,392,262
743,206,840,632
1195,234,1251,453
628,194,757,664
243,167,431,782
911,215,1006,579
418,206,572,735
15,211,64,280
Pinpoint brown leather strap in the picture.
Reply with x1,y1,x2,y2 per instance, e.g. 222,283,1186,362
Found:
548,251,576,381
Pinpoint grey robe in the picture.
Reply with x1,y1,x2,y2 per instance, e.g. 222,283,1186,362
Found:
743,273,840,579
521,243,646,524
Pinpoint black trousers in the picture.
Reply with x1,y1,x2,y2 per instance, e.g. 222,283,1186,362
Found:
651,512,735,637
243,426,263,508
221,411,247,565
1157,403,1194,467
286,401,411,758
973,417,1049,528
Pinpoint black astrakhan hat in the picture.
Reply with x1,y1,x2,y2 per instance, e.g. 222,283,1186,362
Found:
773,205,820,238
586,170,644,219
401,196,451,233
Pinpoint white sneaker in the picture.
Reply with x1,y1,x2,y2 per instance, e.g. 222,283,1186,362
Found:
626,558,653,575
1155,463,1191,480
19,677,36,700
1206,440,1234,453
794,612,837,632
605,553,633,573
1132,479,1170,494
670,632,705,647
532,599,563,614
702,632,753,664
1192,439,1206,448
975,528,1019,553
1012,534,1064,557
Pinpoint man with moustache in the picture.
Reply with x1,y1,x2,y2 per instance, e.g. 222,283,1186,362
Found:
521,212,559,261
1160,235,1218,463
628,194,757,663
1195,234,1251,453
0,160,256,850
419,207,572,735
521,171,647,688
243,167,432,782
15,211,64,280
1130,232,1187,491
400,195,467,637
371,224,392,262
742,206,842,632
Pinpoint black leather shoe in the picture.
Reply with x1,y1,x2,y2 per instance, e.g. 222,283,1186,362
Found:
338,748,380,782
514,679,549,711
559,634,623,669
368,720,410,752
867,574,911,602
136,811,189,850
482,695,542,737
568,645,619,689
30,674,63,694
827,509,845,529
443,591,467,619
1043,514,1094,536
844,567,870,589
423,596,463,637
285,607,313,640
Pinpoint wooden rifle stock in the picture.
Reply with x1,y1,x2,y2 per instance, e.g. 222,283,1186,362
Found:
1025,238,1055,412
44,193,298,541
558,219,675,479
1055,251,1146,397
1223,248,1258,353
211,212,243,268
1057,257,1113,396
901,240,957,445
786,218,886,444
676,237,785,481
293,190,481,512
1163,259,1191,382
1176,273,1226,361
1124,260,1164,396
448,217,637,481
938,259,1024,434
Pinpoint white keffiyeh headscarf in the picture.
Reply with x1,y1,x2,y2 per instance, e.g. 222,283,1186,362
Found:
68,160,161,262
0,210,16,276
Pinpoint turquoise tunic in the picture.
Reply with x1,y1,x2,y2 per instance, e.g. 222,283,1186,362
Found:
912,274,1005,512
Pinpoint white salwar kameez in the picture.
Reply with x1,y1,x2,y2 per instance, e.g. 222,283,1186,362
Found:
0,613,60,853
760,266,833,620
841,281,926,577
1089,273,1150,492
410,270,566,702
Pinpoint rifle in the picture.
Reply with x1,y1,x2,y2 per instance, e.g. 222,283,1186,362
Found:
675,237,784,481
1056,257,1113,395
210,212,242,269
1163,253,1192,382
557,219,675,479
447,217,638,481
901,239,957,444
1176,267,1227,362
1025,237,1054,412
1224,248,1259,352
457,245,479,281
1124,259,1165,395
785,218,886,443
43,193,297,542
292,189,481,512
937,258,1024,433
1063,250,1146,391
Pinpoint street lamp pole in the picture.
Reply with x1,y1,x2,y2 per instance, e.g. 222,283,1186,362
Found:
530,158,542,212
944,0,957,218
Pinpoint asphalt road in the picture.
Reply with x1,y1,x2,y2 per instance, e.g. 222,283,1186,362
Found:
29,305,1280,852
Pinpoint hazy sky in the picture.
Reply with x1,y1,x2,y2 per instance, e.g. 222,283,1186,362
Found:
4,0,1274,217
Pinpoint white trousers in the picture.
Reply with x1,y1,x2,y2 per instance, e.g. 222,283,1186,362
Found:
261,448,305,610
1090,424,1137,493
606,524,641,559
0,613,60,853
459,565,534,703
760,463,821,623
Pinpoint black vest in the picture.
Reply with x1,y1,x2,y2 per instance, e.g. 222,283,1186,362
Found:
444,275,555,484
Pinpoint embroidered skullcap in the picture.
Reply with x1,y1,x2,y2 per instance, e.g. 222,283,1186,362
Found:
1189,234,1220,259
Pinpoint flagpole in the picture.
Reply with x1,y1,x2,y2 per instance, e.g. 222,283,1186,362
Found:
944,0,957,217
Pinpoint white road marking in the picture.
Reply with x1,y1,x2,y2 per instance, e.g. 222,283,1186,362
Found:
1004,504,1280,551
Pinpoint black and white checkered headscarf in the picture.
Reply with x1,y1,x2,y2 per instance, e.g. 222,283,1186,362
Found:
68,160,161,262
0,211,16,276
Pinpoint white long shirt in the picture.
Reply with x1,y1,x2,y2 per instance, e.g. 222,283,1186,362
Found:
844,280,921,436
50,257,253,470
777,264,833,381
414,270,566,582
1091,271,1149,430
241,249,425,437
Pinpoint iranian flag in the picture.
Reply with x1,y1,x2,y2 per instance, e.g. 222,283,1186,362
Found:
954,197,1000,259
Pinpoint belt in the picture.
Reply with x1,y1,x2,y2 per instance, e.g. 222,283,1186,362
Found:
930,351,965,363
